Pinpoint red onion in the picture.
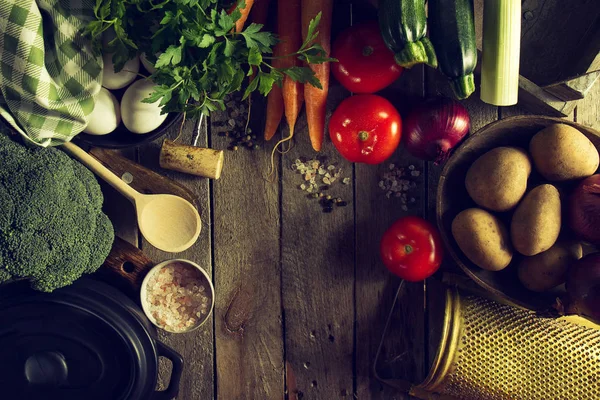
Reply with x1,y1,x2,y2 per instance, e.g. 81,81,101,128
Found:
568,174,600,246
403,97,470,164
565,252,600,322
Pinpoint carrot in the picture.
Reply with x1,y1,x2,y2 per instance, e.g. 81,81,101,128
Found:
264,43,284,141
267,0,303,176
229,0,255,33
302,0,333,152
279,0,304,138
264,84,284,141
249,0,271,25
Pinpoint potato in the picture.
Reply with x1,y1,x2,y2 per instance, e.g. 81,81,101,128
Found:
529,123,599,181
511,184,561,256
518,241,583,292
452,208,513,271
465,147,531,211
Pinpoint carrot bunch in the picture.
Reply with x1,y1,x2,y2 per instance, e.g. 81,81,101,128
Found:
262,0,333,152
301,0,333,151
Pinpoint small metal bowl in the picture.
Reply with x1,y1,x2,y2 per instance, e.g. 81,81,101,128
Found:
140,259,214,333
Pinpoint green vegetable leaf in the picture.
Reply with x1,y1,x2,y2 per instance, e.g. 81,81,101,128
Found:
247,47,262,66
257,70,277,96
282,66,322,89
95,0,111,20
215,9,235,36
198,34,215,48
241,25,276,52
142,84,172,104
227,69,246,92
84,0,327,118
298,45,337,64
224,38,236,57
155,45,183,68
242,76,259,100
300,11,322,51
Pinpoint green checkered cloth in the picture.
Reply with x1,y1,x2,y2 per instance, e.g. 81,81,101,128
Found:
0,0,102,147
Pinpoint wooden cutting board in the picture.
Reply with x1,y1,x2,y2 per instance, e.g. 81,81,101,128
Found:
89,147,201,211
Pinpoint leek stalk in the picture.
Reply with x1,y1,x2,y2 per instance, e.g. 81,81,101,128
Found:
480,0,521,106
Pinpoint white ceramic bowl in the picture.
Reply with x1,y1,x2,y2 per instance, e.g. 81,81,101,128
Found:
140,259,214,333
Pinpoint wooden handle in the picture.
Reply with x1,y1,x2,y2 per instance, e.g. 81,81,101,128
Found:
89,147,201,210
101,237,155,289
62,142,140,202
159,139,224,179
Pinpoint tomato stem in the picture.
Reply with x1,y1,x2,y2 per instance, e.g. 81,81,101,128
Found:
362,46,374,57
404,244,413,254
358,131,369,141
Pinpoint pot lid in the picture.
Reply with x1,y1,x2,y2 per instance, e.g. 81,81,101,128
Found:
0,279,158,400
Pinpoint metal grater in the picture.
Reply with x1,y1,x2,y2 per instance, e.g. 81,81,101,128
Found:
376,284,600,400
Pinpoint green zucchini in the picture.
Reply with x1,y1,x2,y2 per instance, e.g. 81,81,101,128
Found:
428,0,477,99
378,0,438,68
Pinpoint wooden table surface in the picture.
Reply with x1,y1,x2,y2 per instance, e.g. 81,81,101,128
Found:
101,2,600,399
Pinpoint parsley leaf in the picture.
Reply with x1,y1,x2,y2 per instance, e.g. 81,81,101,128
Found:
198,34,215,48
242,75,259,100
85,1,331,118
247,47,262,66
282,66,322,89
155,45,183,68
257,70,281,95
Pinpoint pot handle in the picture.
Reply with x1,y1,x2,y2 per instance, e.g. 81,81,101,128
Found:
152,341,184,400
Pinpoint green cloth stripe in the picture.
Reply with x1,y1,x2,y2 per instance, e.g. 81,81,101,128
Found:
0,0,102,147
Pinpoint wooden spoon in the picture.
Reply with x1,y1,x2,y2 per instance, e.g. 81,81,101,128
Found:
62,142,201,253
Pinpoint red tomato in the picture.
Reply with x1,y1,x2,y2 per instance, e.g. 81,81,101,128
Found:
329,94,401,164
331,21,403,93
380,216,443,282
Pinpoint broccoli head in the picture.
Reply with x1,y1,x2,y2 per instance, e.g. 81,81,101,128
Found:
0,133,114,291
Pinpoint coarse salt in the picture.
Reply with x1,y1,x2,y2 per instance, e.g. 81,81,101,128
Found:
146,262,211,333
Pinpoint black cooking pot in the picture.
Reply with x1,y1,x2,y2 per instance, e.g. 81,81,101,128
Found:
0,278,183,400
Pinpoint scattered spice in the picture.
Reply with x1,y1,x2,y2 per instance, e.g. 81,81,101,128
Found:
212,93,260,151
379,163,422,210
146,262,211,333
292,157,349,212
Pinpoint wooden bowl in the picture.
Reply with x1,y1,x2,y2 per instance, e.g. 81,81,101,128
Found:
437,116,600,311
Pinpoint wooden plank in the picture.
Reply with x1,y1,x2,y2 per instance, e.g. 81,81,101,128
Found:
425,67,499,380
280,4,354,399
137,119,215,399
351,1,428,393
575,73,600,131
544,71,600,101
517,76,579,117
98,148,139,246
211,97,284,400
281,92,354,399
355,63,427,400
425,69,498,397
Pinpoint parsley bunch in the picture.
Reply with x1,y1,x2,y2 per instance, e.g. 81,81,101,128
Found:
86,0,332,118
